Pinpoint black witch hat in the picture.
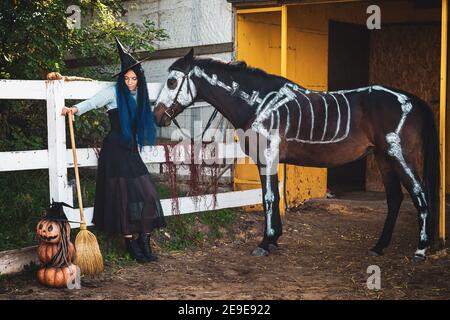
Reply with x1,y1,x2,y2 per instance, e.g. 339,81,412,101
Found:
42,200,77,223
112,37,151,78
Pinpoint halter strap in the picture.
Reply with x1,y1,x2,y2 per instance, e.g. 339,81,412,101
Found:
163,71,194,120
165,69,219,143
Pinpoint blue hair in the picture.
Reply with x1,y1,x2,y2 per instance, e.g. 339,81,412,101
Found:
116,66,157,149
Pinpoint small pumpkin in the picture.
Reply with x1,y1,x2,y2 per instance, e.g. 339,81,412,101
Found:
37,264,78,288
37,242,75,264
36,219,70,244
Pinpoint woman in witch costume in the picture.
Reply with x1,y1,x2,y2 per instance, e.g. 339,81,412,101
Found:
61,38,166,263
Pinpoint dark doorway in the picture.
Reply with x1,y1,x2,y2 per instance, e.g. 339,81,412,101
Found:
327,20,370,193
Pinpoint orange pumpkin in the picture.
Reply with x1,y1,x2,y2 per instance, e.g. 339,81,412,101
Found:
37,242,76,264
36,219,70,244
37,264,78,288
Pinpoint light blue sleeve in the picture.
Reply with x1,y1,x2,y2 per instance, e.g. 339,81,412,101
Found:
74,85,116,116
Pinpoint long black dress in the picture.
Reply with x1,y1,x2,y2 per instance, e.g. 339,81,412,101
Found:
92,108,166,235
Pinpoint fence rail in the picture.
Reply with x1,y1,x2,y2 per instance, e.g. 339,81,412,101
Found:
0,79,266,228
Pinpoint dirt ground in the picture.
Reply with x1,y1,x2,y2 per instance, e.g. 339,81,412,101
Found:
1,192,449,300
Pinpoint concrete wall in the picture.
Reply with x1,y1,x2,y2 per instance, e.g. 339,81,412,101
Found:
123,0,232,50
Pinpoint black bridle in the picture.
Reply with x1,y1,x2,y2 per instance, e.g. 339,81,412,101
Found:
163,69,218,142
163,70,195,121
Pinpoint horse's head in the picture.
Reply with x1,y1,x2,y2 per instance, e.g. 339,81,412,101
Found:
154,48,198,127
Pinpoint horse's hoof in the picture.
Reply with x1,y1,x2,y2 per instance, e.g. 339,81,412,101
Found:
268,244,279,253
251,247,269,257
368,248,383,257
412,253,426,263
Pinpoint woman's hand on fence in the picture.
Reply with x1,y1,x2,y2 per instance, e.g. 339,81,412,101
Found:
61,106,78,116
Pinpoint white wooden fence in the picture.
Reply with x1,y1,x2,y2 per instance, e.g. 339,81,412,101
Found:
0,79,265,229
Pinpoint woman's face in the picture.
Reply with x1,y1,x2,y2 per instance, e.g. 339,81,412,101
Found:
124,70,138,91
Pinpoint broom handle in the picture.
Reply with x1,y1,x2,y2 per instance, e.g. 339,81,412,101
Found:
67,112,86,228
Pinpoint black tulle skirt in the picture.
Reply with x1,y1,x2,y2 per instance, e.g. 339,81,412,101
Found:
92,110,166,235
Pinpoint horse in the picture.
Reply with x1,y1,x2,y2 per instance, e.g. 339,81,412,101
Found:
153,49,440,262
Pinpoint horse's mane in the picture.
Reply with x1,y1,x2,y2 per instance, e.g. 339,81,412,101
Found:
170,56,290,89
199,58,288,85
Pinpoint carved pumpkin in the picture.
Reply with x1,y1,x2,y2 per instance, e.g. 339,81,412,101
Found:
36,219,70,244
36,202,80,288
37,264,78,288
37,242,75,264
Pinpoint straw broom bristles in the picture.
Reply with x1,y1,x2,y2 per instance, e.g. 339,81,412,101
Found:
67,111,104,275
74,223,104,275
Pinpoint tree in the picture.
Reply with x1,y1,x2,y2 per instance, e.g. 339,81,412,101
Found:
0,0,168,80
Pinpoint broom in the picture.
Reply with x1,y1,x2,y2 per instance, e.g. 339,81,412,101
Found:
67,111,104,275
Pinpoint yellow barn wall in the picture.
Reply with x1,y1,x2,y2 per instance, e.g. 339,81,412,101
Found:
234,12,281,212
235,10,328,210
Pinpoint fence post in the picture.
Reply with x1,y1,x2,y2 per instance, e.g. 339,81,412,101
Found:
46,80,73,205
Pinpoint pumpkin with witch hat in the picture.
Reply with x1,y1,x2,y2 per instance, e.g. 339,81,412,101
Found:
36,201,79,288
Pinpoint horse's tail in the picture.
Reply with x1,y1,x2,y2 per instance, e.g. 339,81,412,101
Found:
421,100,440,248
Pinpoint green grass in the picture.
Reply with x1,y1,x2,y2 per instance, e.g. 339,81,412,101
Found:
0,170,98,251
155,214,205,251
0,170,49,251
198,208,236,241
154,208,237,251
92,231,134,268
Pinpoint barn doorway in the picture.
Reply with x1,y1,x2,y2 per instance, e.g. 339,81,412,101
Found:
327,20,370,193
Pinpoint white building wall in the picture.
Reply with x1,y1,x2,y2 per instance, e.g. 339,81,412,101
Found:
124,0,233,50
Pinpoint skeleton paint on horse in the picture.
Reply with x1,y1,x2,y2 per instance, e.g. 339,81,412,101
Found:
154,49,440,262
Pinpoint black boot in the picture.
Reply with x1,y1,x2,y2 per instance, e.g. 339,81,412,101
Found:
138,233,158,262
125,237,148,263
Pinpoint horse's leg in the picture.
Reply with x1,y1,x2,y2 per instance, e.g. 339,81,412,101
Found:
385,134,430,261
369,153,403,256
251,168,283,256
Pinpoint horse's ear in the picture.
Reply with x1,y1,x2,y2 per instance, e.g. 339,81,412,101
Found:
185,48,194,61
229,60,247,69
182,48,194,72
